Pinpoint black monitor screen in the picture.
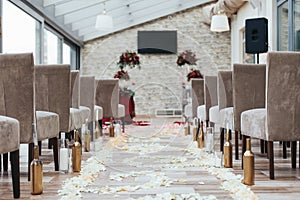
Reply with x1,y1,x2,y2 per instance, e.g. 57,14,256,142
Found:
137,31,177,54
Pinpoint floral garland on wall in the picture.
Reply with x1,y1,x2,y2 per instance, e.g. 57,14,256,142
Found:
177,50,203,82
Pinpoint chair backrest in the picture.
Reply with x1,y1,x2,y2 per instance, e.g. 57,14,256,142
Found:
95,79,119,118
35,65,71,132
218,71,233,110
204,76,218,120
80,75,95,122
70,70,80,109
0,53,34,143
233,63,266,131
266,52,300,141
191,78,204,118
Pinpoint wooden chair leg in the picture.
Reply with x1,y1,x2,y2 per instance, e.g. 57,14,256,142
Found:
229,129,232,140
220,127,224,152
28,143,34,181
98,120,103,136
10,150,20,199
3,153,8,172
260,139,265,154
291,141,297,169
38,141,42,155
287,141,291,148
265,141,268,155
50,137,59,171
268,141,274,180
122,117,125,133
241,135,247,169
235,130,239,160
0,154,2,172
283,141,287,159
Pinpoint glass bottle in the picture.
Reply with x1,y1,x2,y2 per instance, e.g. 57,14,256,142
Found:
193,118,198,141
59,132,69,173
72,130,81,172
197,120,204,148
223,131,233,168
243,138,255,185
109,117,114,137
83,119,90,152
30,146,43,195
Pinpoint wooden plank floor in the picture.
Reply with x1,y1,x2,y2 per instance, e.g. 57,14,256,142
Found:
1,117,300,199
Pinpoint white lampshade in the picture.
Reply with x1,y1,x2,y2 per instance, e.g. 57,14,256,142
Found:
210,14,229,32
95,14,113,31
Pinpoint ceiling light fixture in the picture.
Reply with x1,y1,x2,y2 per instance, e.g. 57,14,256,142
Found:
95,1,113,31
210,10,229,32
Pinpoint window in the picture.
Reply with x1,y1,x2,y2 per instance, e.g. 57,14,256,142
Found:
44,28,62,64
2,0,41,63
277,0,300,51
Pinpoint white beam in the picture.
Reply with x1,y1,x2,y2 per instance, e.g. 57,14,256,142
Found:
54,0,100,16
83,0,213,41
43,0,67,7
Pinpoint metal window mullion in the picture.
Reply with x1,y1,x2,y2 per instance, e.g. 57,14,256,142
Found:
288,0,294,51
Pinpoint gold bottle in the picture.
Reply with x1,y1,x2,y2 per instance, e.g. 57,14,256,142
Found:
72,131,81,172
109,117,114,137
197,121,204,148
223,132,233,168
193,118,198,141
83,119,90,152
30,146,43,195
243,138,255,185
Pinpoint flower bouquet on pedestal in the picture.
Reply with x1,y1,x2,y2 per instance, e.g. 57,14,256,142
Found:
118,51,141,70
177,50,197,66
187,69,203,81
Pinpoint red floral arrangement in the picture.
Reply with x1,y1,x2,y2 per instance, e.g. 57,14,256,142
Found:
187,69,203,81
114,70,130,81
118,51,140,69
177,50,197,66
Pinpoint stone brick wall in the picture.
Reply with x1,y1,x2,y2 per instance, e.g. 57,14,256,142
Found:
82,5,231,116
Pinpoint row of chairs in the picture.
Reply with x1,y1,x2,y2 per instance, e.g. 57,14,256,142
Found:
187,51,300,180
0,53,125,198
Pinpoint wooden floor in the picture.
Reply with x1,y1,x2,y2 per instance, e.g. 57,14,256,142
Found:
1,117,300,199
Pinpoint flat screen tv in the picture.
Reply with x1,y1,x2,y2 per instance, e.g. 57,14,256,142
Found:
137,31,177,54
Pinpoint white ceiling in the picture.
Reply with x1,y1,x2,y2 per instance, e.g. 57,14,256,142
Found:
27,0,213,43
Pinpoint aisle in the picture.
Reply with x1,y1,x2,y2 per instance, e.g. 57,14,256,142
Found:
58,118,256,200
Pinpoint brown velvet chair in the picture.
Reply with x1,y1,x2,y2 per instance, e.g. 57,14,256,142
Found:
0,53,60,181
217,71,234,154
240,52,300,179
233,63,266,163
0,116,20,198
80,75,103,140
95,79,125,132
71,71,90,130
191,78,204,119
205,76,218,126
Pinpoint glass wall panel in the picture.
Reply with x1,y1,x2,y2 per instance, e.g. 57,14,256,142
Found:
2,0,40,63
278,1,289,51
294,0,300,51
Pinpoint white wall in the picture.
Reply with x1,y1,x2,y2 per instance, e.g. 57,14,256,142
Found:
231,0,277,65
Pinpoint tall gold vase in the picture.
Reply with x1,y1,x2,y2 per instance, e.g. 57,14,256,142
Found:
197,121,204,148
30,146,43,195
223,132,232,168
72,131,81,172
243,138,255,185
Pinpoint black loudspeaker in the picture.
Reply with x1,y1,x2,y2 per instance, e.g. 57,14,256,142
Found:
245,17,268,54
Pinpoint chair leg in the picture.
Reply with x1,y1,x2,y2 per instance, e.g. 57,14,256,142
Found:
50,137,59,171
3,153,8,172
99,119,103,136
10,150,20,199
283,141,287,159
0,154,2,172
38,141,42,155
241,135,247,169
260,139,265,154
287,141,291,148
267,141,274,180
235,130,239,160
122,117,125,133
28,143,34,181
220,127,224,152
229,129,232,140
291,141,297,169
